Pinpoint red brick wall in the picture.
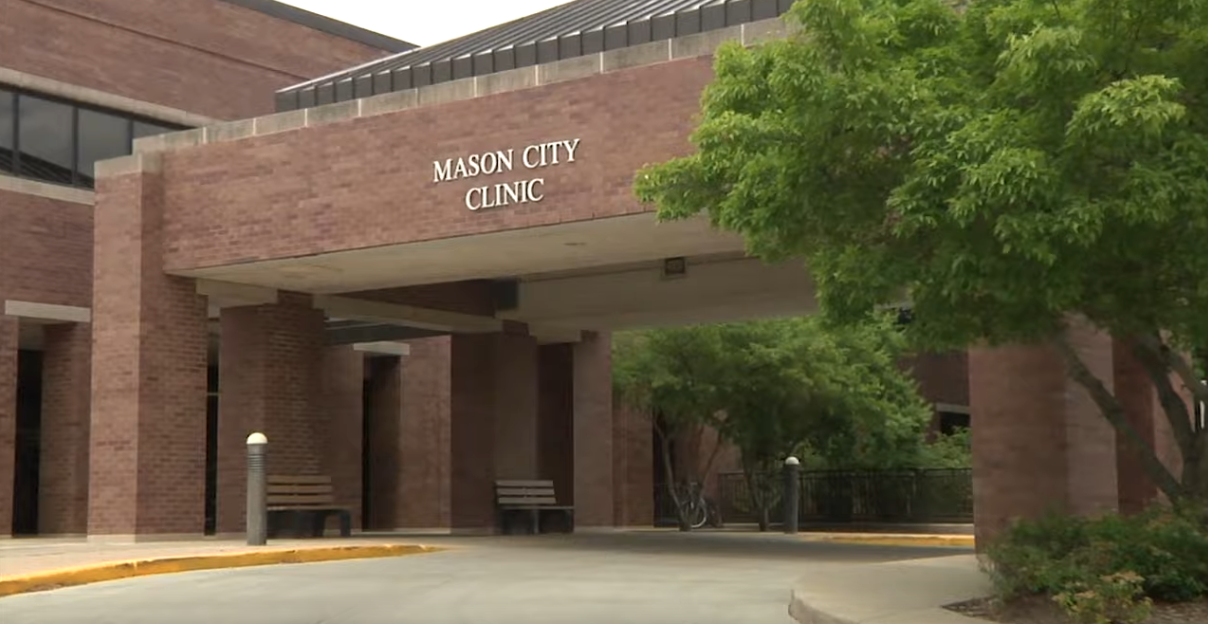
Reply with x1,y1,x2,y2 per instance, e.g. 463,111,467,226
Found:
159,57,716,270
0,189,93,309
901,350,970,408
573,331,614,527
0,0,395,119
322,345,364,530
538,344,574,505
397,337,453,529
0,315,16,537
38,322,92,535
90,168,210,536
613,404,654,527
215,293,327,533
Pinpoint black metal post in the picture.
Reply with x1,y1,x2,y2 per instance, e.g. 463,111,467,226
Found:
783,456,800,534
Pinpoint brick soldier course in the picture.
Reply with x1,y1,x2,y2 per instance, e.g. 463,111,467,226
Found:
1,0,1183,541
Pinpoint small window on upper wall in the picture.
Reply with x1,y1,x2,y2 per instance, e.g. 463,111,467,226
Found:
17,94,74,186
77,108,131,188
0,89,14,173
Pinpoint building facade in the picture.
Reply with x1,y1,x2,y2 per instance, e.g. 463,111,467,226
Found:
1,0,1177,543
0,0,412,536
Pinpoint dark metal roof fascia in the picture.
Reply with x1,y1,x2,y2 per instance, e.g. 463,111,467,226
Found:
217,0,417,53
275,0,792,112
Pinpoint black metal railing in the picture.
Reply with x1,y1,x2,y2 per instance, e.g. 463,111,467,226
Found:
716,469,974,525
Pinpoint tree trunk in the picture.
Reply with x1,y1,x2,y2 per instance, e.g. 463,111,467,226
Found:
1052,333,1184,502
655,421,692,532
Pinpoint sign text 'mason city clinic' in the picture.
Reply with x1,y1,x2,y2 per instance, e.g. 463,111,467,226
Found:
432,138,581,211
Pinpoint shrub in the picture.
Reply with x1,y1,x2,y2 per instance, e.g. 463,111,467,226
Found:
986,506,1208,624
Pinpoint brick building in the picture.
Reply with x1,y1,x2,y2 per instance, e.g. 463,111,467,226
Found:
0,0,411,536
0,0,1178,543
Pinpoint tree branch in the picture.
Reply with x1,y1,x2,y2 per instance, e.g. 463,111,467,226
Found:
1051,332,1184,501
1136,333,1208,412
1129,335,1197,457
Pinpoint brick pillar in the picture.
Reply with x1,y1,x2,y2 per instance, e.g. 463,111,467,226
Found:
215,293,326,534
0,315,16,537
398,337,452,529
449,334,498,532
323,345,364,530
90,155,209,538
970,322,1119,546
613,403,654,527
573,331,614,528
539,344,574,505
493,333,539,480
38,323,91,535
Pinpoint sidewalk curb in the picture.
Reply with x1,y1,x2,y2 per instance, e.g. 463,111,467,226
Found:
806,535,975,549
0,544,440,598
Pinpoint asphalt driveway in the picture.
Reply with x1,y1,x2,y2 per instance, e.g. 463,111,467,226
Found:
0,531,968,624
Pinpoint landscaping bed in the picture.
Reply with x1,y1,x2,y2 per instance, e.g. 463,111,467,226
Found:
946,596,1208,623
969,507,1208,624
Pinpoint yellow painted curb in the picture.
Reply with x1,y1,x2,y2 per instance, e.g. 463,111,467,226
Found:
0,544,440,598
809,534,976,548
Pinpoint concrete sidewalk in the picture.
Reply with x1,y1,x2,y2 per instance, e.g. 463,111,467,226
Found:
789,554,990,624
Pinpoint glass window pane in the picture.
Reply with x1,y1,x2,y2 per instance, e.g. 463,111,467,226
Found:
18,95,74,185
77,109,131,187
0,90,13,173
133,120,177,140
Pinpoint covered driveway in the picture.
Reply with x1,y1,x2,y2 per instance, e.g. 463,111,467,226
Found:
0,531,967,623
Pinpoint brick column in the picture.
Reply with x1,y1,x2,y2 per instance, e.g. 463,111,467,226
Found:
0,315,17,537
90,155,209,538
399,337,452,529
539,344,574,505
38,323,91,535
449,334,498,532
573,331,614,528
493,333,539,480
323,345,364,530
613,403,654,527
970,322,1119,546
364,338,454,531
215,293,326,535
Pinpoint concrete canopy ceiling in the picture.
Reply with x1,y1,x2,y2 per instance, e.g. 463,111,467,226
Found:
175,213,748,294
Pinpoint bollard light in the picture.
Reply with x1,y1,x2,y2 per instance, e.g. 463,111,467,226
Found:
783,456,801,535
246,432,268,546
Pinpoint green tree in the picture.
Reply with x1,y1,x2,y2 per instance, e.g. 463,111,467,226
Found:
634,0,1208,504
613,316,934,530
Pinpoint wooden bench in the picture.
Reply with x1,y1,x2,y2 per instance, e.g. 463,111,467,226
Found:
266,475,352,538
495,479,574,535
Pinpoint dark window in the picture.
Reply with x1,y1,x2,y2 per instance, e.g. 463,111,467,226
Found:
938,411,971,435
77,109,131,187
17,95,74,185
0,84,188,189
0,89,14,173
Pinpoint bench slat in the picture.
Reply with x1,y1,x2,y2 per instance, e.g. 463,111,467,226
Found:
268,475,332,485
495,480,554,488
267,504,348,511
268,495,336,504
498,496,557,505
267,485,333,495
496,487,555,497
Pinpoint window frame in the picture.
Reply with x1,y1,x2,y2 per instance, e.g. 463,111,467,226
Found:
0,83,189,189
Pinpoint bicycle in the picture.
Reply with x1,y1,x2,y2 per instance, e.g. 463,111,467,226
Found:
675,480,712,529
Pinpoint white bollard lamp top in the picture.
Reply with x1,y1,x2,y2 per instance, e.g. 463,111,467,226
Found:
784,456,800,466
246,432,268,446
